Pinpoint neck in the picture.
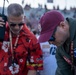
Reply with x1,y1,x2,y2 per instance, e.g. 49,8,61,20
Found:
11,32,19,37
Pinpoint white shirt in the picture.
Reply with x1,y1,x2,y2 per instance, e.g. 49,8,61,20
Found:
40,42,57,75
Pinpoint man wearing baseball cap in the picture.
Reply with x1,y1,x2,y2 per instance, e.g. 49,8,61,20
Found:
38,10,76,75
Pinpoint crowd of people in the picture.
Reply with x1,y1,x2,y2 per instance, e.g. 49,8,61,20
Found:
23,4,76,36
0,2,76,75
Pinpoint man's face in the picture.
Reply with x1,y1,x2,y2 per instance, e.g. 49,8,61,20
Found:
49,21,70,46
8,15,24,35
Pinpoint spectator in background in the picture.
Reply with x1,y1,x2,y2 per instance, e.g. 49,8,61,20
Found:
39,41,57,75
32,29,39,39
26,22,32,30
38,10,76,75
38,23,57,75
0,3,43,75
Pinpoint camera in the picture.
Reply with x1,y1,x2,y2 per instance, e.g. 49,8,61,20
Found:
0,14,7,42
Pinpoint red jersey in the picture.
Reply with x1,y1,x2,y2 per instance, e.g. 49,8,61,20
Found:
0,24,43,75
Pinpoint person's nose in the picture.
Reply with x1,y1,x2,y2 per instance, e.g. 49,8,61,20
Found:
15,24,19,29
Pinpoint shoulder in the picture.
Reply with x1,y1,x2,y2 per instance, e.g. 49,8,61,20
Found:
21,24,37,43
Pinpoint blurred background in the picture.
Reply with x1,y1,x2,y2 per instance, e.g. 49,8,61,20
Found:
0,0,76,36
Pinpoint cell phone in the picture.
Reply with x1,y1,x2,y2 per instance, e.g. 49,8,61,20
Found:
0,0,8,42
0,14,7,42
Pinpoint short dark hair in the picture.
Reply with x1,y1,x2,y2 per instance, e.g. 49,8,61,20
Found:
7,3,24,17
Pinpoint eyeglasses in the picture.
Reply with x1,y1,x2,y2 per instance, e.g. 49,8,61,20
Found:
9,23,24,27
48,27,57,42
48,36,55,41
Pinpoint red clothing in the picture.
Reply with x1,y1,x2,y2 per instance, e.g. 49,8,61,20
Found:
0,24,43,75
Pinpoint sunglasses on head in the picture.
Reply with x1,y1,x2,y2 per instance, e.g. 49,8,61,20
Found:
10,23,24,27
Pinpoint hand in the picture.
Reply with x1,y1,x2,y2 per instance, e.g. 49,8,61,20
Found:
0,17,5,27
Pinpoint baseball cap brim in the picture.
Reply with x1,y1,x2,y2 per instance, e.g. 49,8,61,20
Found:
38,29,54,43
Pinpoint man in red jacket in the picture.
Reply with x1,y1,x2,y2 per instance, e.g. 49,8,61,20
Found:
0,3,43,75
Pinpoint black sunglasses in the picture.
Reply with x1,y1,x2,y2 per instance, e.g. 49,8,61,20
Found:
48,27,57,41
10,23,24,27
48,36,55,41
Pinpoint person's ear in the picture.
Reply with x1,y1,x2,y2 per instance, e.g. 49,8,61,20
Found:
59,21,65,28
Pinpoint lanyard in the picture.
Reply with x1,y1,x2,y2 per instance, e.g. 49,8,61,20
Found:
70,41,74,71
9,31,19,65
